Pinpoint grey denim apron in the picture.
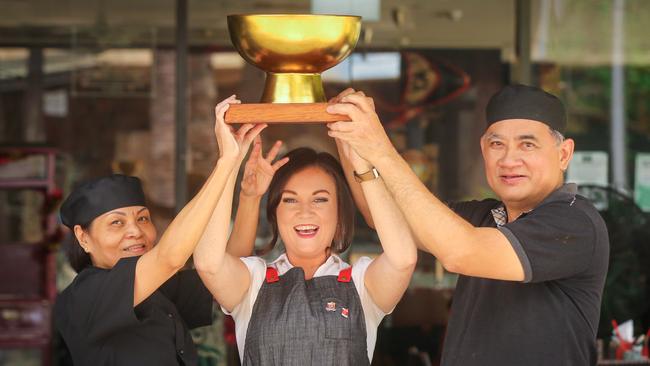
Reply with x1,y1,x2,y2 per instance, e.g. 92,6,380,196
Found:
242,265,370,366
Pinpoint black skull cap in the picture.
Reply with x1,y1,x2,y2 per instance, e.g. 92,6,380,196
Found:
60,174,145,228
486,84,566,134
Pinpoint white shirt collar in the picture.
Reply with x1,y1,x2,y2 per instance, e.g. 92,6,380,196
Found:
269,253,348,277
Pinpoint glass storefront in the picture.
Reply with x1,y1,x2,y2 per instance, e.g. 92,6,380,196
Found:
1,1,649,364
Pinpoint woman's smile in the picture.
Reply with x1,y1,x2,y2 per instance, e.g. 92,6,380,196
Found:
293,224,320,239
122,242,148,254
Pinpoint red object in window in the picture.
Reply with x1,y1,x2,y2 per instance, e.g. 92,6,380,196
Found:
0,147,60,366
611,320,634,360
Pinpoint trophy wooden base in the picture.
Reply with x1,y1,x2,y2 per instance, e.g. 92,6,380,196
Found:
224,103,351,124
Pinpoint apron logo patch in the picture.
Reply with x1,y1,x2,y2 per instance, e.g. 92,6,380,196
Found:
341,307,349,318
326,302,336,312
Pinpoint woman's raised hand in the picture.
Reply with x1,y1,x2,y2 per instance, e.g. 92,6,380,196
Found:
240,137,289,198
214,95,267,160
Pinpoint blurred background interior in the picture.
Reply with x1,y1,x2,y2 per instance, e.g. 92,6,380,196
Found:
1,0,649,365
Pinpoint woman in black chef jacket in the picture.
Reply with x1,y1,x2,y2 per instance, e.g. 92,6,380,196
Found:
54,96,263,366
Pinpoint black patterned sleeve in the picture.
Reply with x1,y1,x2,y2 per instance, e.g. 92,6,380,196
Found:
498,202,597,283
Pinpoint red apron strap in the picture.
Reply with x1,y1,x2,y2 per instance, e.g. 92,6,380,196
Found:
337,267,352,283
266,267,279,283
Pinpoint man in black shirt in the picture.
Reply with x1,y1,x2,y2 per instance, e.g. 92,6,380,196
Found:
327,84,609,365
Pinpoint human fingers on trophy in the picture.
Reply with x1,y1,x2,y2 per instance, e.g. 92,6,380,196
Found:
329,88,357,104
223,14,361,124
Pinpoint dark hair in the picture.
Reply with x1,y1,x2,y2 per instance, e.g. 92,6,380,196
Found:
259,147,355,255
64,221,93,273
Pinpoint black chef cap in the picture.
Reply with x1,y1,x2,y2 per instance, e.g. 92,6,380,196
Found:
60,174,145,229
486,84,566,134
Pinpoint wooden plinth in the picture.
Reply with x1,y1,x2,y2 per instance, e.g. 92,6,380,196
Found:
224,103,351,124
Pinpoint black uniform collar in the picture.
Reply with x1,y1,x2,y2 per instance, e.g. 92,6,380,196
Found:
492,183,577,225
537,183,578,207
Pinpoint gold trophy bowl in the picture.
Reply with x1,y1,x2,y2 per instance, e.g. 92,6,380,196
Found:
225,14,361,123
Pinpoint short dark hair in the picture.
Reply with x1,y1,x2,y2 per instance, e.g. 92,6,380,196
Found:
64,221,93,273
549,127,565,145
258,147,355,256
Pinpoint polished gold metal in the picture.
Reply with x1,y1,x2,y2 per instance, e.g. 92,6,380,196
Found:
227,14,361,103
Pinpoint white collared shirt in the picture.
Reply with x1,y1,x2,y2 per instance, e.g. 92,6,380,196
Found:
223,253,386,362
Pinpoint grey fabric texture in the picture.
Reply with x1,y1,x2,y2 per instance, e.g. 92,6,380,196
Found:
243,266,369,366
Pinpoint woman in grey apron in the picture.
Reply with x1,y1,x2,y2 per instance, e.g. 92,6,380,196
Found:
194,123,417,365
